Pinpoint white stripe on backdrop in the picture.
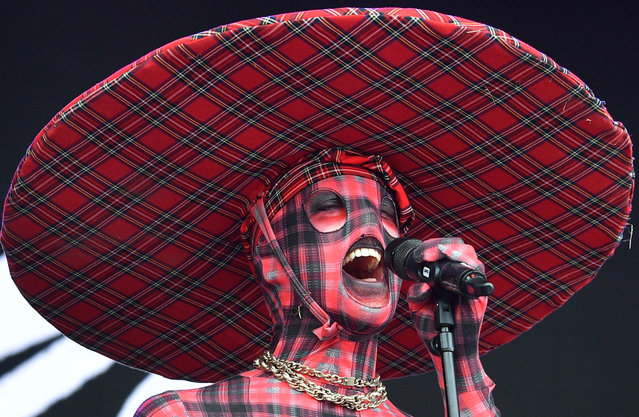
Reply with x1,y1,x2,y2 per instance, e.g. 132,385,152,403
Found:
0,255,206,417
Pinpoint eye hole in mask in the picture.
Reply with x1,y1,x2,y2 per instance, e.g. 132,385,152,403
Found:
304,189,400,236
304,189,347,233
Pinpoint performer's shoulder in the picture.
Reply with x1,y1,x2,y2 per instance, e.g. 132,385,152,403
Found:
133,375,251,417
134,390,187,417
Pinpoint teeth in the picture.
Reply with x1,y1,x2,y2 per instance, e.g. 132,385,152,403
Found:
342,247,382,266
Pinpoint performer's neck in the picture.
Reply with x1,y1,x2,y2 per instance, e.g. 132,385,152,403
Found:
269,318,379,381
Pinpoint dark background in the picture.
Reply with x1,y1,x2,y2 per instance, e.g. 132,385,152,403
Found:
2,1,637,416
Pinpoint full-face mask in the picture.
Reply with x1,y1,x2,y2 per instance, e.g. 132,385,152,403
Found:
244,150,414,340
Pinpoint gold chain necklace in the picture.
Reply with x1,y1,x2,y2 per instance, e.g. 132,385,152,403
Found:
253,350,388,411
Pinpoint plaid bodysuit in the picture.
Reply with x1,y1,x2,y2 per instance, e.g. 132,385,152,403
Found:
135,175,499,416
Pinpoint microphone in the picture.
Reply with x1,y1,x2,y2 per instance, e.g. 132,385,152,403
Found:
384,238,494,298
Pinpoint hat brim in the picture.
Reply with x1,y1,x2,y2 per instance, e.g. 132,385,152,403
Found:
1,7,633,382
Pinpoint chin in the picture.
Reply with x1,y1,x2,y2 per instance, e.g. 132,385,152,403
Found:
342,269,391,308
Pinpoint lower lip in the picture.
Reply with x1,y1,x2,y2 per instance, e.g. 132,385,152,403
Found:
341,270,390,308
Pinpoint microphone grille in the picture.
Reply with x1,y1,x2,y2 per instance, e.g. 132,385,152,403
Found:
385,238,422,278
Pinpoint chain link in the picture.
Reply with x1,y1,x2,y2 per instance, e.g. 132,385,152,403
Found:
253,351,388,411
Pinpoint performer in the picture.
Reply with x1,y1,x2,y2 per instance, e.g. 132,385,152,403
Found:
1,7,632,417
135,151,498,415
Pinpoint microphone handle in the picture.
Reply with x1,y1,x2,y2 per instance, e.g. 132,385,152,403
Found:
406,258,494,299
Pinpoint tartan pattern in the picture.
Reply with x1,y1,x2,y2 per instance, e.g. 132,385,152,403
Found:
1,7,633,384
406,239,499,415
134,370,411,417
136,175,421,417
253,175,401,338
240,149,413,274
134,376,496,416
241,155,411,342
412,237,485,273
259,149,414,234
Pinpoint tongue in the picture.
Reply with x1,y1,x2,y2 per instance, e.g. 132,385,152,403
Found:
342,257,389,307
344,256,379,281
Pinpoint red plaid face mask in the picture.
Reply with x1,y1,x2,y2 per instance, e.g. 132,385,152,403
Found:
252,175,402,338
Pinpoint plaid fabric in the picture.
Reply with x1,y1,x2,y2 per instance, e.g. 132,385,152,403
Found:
240,149,413,275
133,179,498,416
133,376,494,416
411,237,485,273
242,154,411,342
252,175,401,339
1,7,633,383
140,172,415,416
134,370,411,417
407,239,499,414
134,381,496,416
259,149,414,234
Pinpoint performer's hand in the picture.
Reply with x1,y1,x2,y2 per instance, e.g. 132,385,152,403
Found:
405,238,489,392
405,239,500,415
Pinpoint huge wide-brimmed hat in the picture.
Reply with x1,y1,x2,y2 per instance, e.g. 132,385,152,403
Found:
1,7,633,382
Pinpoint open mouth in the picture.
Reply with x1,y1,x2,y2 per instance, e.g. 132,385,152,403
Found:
341,237,389,307
342,246,384,282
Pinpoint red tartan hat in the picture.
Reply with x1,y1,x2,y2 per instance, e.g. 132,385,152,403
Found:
1,7,633,382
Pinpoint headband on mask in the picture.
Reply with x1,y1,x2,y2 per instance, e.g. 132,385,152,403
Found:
245,148,413,237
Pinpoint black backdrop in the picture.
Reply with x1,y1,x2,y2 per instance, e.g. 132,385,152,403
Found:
2,1,637,416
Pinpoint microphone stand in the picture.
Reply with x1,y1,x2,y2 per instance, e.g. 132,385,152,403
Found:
383,237,495,416
429,291,460,417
